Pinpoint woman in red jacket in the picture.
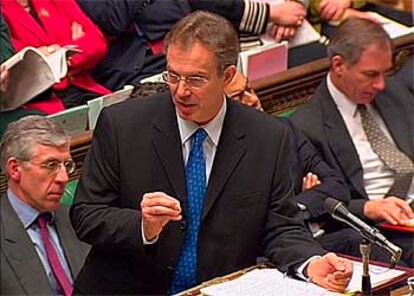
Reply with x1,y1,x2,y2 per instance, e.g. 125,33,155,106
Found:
2,0,111,112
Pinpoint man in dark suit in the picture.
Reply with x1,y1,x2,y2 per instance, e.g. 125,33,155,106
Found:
291,18,414,267
70,11,352,295
0,116,89,295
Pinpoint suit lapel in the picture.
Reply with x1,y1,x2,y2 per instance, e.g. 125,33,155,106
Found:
319,83,366,198
152,96,187,204
202,101,246,221
1,196,53,295
54,205,85,279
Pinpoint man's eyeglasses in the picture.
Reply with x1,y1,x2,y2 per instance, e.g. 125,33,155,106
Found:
21,159,76,175
161,71,209,89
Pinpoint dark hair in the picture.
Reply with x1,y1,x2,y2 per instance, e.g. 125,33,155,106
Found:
164,11,240,74
327,18,393,65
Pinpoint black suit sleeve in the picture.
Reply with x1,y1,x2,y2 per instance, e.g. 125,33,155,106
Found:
70,108,145,258
261,121,326,274
188,0,244,29
285,119,351,219
189,0,270,34
77,0,151,36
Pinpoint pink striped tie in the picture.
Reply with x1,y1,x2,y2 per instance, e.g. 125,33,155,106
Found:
37,214,73,296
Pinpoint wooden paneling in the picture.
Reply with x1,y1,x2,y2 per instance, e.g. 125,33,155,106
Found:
0,34,413,195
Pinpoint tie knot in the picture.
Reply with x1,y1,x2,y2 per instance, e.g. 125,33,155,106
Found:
192,128,207,146
357,104,367,113
37,213,52,229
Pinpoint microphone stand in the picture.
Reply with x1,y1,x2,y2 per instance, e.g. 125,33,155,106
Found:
360,239,372,296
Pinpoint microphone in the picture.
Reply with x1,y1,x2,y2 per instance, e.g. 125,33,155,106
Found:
324,197,402,267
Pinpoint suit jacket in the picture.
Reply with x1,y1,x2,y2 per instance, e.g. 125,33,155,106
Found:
290,78,414,219
0,194,90,295
394,54,413,95
1,0,110,96
70,93,325,295
280,118,350,221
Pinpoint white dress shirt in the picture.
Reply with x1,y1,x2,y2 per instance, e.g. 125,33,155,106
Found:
327,74,414,200
177,98,226,182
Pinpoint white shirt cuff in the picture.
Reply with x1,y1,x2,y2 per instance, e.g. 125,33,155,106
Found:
296,255,322,280
141,221,159,245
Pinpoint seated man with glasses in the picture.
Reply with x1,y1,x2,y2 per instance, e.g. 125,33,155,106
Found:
0,116,89,295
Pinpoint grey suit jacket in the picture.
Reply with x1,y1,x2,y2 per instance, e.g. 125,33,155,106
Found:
291,77,414,218
1,194,90,295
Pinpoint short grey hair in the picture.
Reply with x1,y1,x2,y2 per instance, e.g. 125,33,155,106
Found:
164,11,240,74
327,18,393,65
0,116,69,173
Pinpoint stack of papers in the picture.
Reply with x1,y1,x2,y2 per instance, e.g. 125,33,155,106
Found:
201,269,329,296
200,261,405,296
368,12,414,39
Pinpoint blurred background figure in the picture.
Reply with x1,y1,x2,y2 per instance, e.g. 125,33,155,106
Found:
1,0,111,111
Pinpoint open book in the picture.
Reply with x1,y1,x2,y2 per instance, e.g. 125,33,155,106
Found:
0,45,80,111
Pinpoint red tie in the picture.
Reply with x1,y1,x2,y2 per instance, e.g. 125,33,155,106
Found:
37,214,73,296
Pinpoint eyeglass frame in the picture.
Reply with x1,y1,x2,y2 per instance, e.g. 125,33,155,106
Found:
161,71,210,89
18,158,76,175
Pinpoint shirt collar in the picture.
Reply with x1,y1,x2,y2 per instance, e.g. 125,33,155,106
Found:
327,73,358,118
7,188,55,229
177,97,227,147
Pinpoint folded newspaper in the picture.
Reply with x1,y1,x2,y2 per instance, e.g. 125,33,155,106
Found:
1,45,80,111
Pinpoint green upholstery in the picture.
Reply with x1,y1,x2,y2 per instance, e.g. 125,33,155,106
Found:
277,109,295,118
61,179,78,206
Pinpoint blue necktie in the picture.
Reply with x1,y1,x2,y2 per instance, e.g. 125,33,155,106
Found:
170,128,207,294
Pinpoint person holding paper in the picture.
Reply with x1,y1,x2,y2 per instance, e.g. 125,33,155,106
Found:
71,11,352,295
0,12,47,137
291,18,414,267
1,0,111,109
0,116,89,295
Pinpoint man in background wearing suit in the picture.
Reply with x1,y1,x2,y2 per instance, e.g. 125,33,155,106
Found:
291,18,414,267
0,116,89,295
71,11,353,295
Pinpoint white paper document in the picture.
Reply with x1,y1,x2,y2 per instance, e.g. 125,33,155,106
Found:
48,104,89,136
201,261,405,296
347,261,405,292
87,85,134,129
368,12,414,39
201,269,330,296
